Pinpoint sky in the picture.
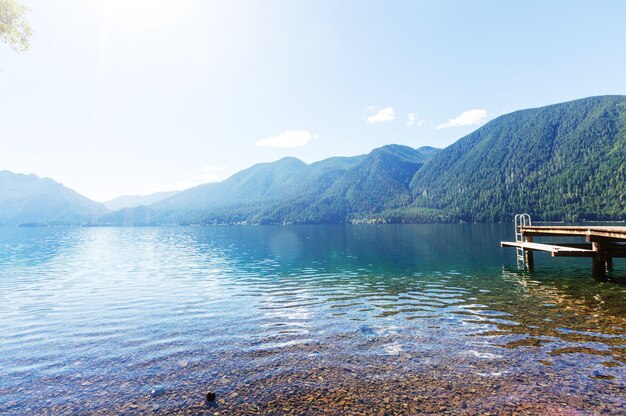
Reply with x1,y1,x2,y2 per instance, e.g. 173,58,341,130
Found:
1,0,625,202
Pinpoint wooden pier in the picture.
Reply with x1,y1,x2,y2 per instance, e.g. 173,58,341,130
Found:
501,219,626,278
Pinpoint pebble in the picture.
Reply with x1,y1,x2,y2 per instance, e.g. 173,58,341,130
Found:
359,324,374,334
7,319,626,415
150,386,166,398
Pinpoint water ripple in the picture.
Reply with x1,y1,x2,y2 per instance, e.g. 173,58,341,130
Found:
0,225,624,414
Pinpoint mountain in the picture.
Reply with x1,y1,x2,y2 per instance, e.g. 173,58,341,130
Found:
103,191,180,211
105,145,439,225
258,145,437,223
147,157,313,224
325,145,435,212
153,157,309,213
5,96,624,226
408,95,626,222
0,171,109,226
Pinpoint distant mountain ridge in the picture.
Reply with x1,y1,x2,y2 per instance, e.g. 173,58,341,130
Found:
255,145,435,224
0,171,109,226
103,191,180,211
1,95,625,226
100,145,438,225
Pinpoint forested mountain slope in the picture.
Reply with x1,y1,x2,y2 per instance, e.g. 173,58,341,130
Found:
4,96,623,226
101,145,439,225
256,145,437,223
409,95,626,222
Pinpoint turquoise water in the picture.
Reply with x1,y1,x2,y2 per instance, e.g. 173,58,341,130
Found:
0,224,624,414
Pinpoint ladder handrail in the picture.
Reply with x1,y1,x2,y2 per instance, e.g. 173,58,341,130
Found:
514,214,532,268
514,214,532,241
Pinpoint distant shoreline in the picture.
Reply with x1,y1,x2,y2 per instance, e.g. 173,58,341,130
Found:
7,219,626,228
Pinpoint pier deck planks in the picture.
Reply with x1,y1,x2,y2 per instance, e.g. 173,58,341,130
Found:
520,226,626,240
501,224,626,276
500,241,596,257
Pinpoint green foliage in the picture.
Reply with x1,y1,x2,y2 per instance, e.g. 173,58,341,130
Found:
410,95,626,222
112,145,437,225
349,207,456,224
0,0,32,52
95,96,626,226
248,145,435,224
7,96,624,226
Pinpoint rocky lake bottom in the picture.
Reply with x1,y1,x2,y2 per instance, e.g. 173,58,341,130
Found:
0,224,624,415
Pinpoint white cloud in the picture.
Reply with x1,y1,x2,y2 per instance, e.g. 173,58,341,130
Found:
364,107,396,124
256,130,315,148
406,112,426,127
437,109,488,129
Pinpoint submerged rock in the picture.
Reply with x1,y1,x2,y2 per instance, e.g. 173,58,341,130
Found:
150,386,166,398
359,324,374,335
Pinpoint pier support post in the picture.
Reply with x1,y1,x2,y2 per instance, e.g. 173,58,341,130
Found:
606,257,613,271
591,241,607,279
524,235,534,271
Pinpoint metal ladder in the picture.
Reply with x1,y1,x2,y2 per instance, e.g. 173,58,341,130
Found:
514,214,531,268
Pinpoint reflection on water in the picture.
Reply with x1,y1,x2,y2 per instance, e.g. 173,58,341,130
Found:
0,224,624,414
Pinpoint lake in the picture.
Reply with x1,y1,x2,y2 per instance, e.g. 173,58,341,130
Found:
0,224,624,414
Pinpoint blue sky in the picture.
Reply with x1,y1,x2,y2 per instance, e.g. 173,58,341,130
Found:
1,0,625,201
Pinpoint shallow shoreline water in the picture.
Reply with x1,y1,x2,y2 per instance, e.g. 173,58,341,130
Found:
0,225,624,414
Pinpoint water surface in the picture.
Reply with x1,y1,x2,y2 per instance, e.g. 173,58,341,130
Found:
0,224,624,414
